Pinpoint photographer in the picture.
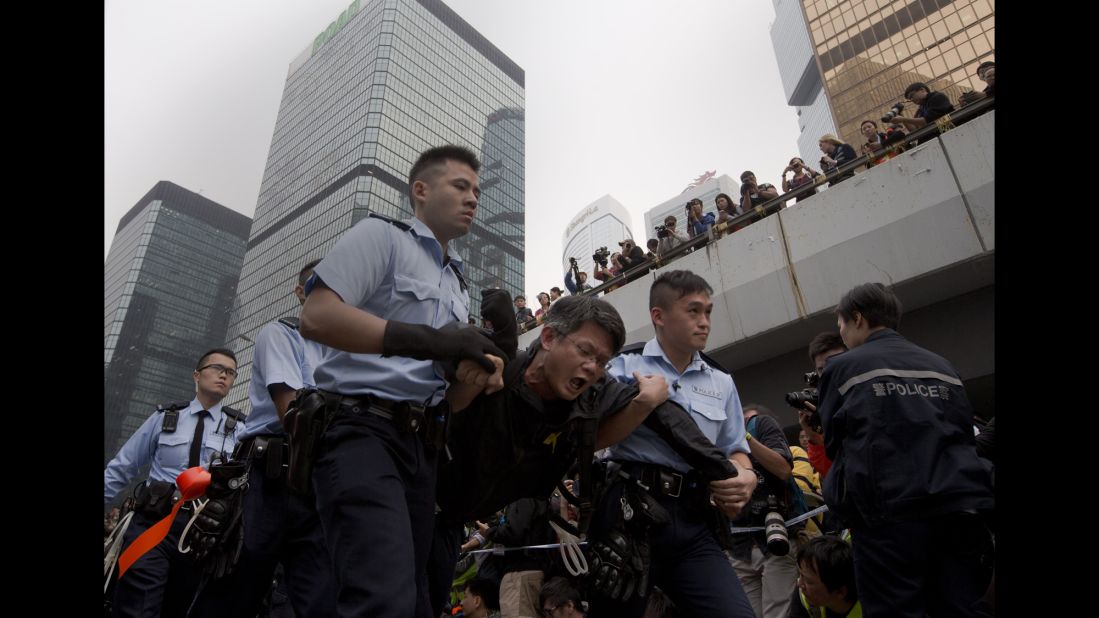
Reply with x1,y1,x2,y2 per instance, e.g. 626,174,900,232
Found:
795,333,846,480
728,404,801,618
740,171,780,216
817,135,857,187
617,238,647,270
564,258,593,295
890,82,955,143
685,198,716,237
780,158,822,204
859,119,906,168
592,249,624,293
655,215,688,257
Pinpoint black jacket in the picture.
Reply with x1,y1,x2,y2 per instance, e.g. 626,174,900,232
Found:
818,329,993,528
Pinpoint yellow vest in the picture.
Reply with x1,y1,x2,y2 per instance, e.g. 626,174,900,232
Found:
799,590,862,618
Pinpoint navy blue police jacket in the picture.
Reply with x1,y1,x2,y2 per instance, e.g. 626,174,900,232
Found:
818,329,993,528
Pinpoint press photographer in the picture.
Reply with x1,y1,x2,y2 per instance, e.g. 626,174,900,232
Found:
655,215,688,256
728,403,805,618
860,118,906,167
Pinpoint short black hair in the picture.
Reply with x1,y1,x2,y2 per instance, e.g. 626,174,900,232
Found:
860,119,878,129
835,282,902,330
544,294,626,354
797,536,857,602
904,82,930,98
976,60,995,77
664,215,677,225
740,170,755,182
298,258,322,287
196,347,237,369
407,145,480,208
540,576,583,614
515,294,526,302
464,577,500,611
647,238,659,249
742,402,773,417
649,270,713,310
808,332,846,364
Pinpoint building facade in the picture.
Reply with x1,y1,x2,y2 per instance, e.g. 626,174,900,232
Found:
224,0,524,409
800,0,994,147
561,195,635,281
770,0,840,169
104,181,251,462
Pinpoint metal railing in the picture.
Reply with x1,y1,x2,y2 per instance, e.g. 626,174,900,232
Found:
518,96,995,334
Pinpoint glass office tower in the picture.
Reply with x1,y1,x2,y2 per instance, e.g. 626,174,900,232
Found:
801,0,994,145
104,181,251,462
225,0,524,408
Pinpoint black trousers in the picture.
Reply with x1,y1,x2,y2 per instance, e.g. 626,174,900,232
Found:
188,445,337,617
587,480,755,618
313,406,438,617
112,510,200,618
851,512,993,617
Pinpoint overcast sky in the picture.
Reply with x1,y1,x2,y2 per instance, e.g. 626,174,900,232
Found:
105,0,804,301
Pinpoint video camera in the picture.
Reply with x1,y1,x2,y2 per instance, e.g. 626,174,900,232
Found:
881,102,905,123
785,371,822,433
654,225,670,239
592,246,611,268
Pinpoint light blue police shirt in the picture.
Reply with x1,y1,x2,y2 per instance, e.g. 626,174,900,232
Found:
306,215,469,405
236,320,325,442
606,338,749,473
103,398,245,505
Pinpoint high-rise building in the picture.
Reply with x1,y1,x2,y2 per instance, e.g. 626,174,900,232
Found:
561,195,634,280
643,174,741,239
798,0,994,147
104,181,251,462
770,0,840,168
224,0,524,408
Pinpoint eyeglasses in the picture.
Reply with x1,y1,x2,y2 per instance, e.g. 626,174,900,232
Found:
563,334,611,368
542,605,560,617
199,363,238,379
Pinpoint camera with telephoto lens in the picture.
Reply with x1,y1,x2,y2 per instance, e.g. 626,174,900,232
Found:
654,225,670,239
763,495,790,556
592,246,611,268
785,371,822,432
881,102,905,123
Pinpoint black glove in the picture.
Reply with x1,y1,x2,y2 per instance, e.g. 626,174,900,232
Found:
479,289,517,359
586,530,648,603
382,320,505,372
189,460,248,578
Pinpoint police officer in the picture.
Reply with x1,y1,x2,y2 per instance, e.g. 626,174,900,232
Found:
818,282,993,617
593,269,758,618
188,259,336,617
103,348,245,618
298,145,505,617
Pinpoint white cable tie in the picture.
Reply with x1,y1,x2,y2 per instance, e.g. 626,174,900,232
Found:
469,541,591,556
177,498,209,554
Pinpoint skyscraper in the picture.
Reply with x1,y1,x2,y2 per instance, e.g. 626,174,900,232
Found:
797,0,994,146
224,0,524,408
104,181,251,462
561,195,634,281
770,0,840,168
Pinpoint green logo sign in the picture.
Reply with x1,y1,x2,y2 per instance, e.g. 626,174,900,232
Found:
313,0,361,52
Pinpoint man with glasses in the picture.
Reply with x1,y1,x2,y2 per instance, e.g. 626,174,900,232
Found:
540,576,587,617
104,348,245,618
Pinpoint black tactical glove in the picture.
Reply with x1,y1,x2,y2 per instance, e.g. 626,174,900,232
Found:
189,460,248,578
479,288,518,359
586,529,649,603
382,320,505,372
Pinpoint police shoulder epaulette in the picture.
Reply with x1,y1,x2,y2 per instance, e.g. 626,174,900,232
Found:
278,316,300,330
368,211,412,231
157,401,190,433
221,406,245,422
618,342,647,355
699,351,730,375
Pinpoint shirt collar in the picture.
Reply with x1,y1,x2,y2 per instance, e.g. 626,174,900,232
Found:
405,216,465,272
188,398,224,416
642,338,706,374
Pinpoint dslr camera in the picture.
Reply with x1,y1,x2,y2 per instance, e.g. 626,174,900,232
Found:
785,371,822,433
654,225,671,239
592,246,611,268
744,481,792,556
881,102,905,123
